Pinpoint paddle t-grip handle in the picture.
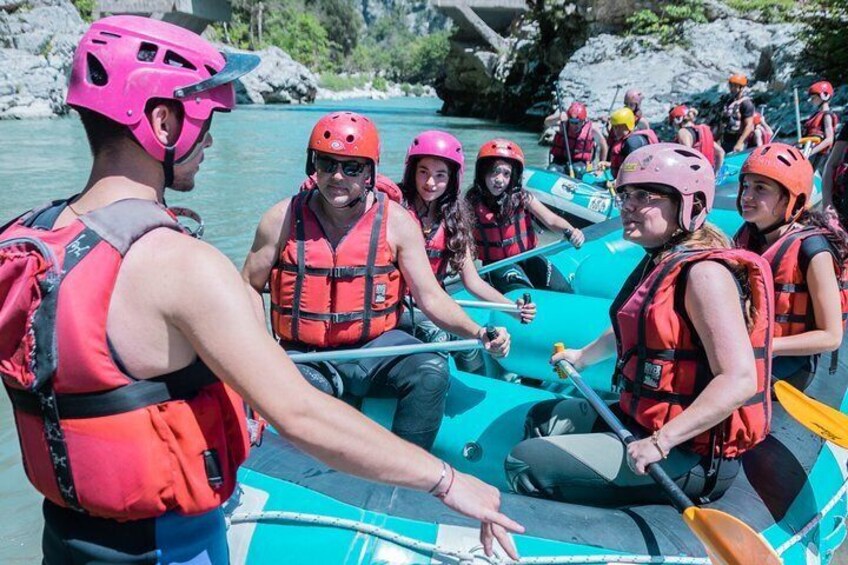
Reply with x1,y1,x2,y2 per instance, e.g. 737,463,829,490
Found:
485,325,498,341
520,292,532,325
552,342,696,514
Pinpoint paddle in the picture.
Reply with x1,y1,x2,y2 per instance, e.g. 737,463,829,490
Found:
551,343,782,565
773,379,848,449
456,293,532,324
794,87,802,143
553,83,576,178
287,327,499,363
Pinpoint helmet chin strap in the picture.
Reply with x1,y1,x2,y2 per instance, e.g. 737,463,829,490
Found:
162,146,176,189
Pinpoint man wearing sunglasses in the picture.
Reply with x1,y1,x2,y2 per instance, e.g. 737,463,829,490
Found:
243,112,512,453
544,101,608,176
0,19,523,563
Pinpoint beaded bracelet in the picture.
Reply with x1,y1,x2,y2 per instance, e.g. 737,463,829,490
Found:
427,461,448,494
435,465,456,500
650,430,669,460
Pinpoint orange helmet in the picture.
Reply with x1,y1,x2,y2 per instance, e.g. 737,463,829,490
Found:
728,74,748,87
475,138,525,189
668,104,688,124
306,112,381,179
739,143,813,222
808,80,834,101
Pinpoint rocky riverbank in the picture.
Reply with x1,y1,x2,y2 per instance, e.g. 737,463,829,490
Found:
0,0,320,119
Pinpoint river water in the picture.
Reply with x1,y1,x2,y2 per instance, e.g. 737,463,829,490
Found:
0,97,550,562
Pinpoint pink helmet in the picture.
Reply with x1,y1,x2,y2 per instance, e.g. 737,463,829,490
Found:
404,130,465,186
66,16,259,163
615,143,716,232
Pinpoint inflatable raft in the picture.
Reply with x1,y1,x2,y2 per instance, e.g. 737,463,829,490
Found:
227,177,847,564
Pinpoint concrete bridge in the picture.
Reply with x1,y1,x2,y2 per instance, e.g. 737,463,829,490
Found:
94,0,231,33
432,0,527,52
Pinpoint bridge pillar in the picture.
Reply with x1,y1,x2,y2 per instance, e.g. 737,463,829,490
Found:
94,0,231,33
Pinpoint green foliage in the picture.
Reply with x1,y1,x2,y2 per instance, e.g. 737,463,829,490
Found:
318,73,369,92
72,0,95,22
725,0,797,23
801,0,848,83
372,76,388,92
626,0,708,45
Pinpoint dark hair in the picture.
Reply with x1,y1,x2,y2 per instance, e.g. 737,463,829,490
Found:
798,207,848,264
77,99,184,157
401,156,475,274
466,157,528,223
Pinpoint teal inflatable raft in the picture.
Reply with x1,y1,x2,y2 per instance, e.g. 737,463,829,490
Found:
227,183,847,564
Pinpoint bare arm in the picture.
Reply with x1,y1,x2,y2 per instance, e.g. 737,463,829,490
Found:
544,110,565,129
713,142,725,172
550,326,617,371
629,261,757,472
823,140,848,207
593,125,609,162
459,248,536,323
242,199,290,292
676,128,694,148
734,116,755,152
388,201,510,353
527,196,585,247
774,253,844,355
159,237,524,554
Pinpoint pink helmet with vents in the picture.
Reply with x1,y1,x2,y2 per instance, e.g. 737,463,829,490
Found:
66,15,259,163
615,143,716,232
404,130,465,186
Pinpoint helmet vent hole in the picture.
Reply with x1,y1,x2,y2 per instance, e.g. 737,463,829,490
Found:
323,130,331,139
777,155,792,167
346,134,355,143
205,65,218,77
99,31,121,38
92,39,107,45
163,50,196,71
137,42,158,63
86,53,108,87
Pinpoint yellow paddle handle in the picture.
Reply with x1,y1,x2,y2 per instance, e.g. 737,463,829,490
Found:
553,342,568,379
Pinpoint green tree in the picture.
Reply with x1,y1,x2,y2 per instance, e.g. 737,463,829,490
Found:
801,0,848,83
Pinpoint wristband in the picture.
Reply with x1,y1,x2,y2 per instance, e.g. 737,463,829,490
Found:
435,465,456,500
650,430,669,460
427,461,448,494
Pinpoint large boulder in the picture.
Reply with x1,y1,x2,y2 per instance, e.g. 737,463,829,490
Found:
232,46,318,105
555,17,801,125
0,0,85,119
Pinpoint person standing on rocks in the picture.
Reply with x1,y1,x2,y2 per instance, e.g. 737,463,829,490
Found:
544,101,608,176
0,17,524,563
624,89,651,131
669,105,724,172
718,74,756,154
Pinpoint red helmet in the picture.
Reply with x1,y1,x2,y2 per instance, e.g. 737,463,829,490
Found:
808,81,834,102
475,138,525,189
567,102,588,121
739,143,813,222
306,112,381,178
753,113,763,126
668,105,688,125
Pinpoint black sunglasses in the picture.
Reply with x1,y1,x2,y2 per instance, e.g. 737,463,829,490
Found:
314,154,368,177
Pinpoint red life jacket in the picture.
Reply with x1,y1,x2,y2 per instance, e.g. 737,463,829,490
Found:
736,224,848,337
407,209,450,283
745,125,773,147
299,173,404,204
684,124,716,168
551,121,595,163
270,190,405,347
614,248,773,458
803,110,840,142
472,199,538,265
0,199,249,519
608,129,659,177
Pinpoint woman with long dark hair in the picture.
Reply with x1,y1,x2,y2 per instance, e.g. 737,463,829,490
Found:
466,138,584,294
735,142,848,391
398,131,535,372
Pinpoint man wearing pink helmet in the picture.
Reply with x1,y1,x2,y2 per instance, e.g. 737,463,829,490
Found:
0,17,523,563
243,115,512,452
507,144,773,505
624,89,651,131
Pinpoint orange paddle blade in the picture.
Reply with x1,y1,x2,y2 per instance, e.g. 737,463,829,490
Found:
683,507,781,565
774,380,848,448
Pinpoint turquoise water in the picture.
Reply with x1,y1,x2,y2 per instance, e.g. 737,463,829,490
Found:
0,97,550,563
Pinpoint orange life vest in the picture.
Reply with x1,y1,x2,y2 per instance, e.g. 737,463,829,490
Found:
270,190,405,347
472,199,538,265
613,248,773,458
551,121,595,163
684,124,716,168
0,199,249,519
299,173,404,204
803,110,839,142
736,224,848,337
608,129,659,177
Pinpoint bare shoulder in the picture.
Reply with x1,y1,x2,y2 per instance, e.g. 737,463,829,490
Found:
386,199,416,237
686,260,738,297
254,197,293,247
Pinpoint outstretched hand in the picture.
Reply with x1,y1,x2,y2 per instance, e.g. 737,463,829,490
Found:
439,469,524,560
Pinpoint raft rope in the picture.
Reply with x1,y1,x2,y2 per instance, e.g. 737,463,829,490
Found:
227,475,848,564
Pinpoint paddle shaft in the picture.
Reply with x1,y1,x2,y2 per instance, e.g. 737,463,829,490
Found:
443,238,574,287
553,83,575,177
794,87,802,142
289,339,484,364
554,358,694,513
455,299,520,312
